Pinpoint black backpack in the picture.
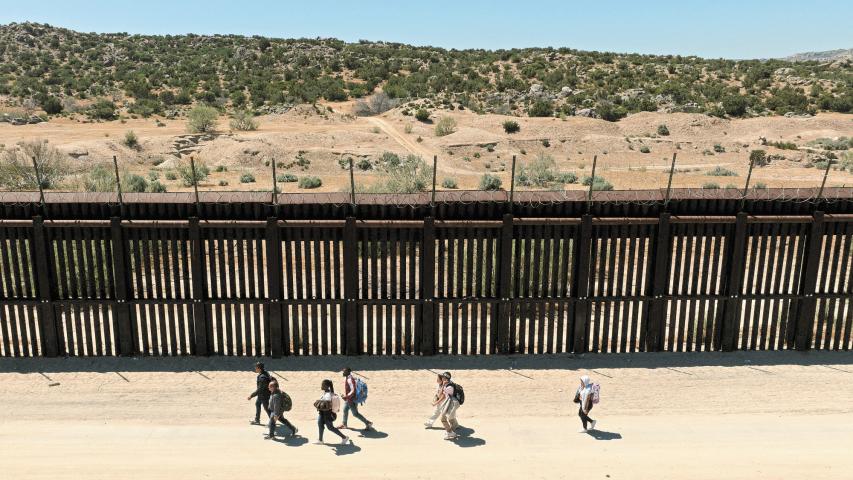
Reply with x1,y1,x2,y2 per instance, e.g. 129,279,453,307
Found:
450,382,465,405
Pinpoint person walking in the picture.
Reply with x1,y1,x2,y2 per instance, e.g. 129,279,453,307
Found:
265,380,298,440
247,361,273,425
438,372,460,440
338,367,373,430
574,375,597,432
314,379,350,445
424,372,447,428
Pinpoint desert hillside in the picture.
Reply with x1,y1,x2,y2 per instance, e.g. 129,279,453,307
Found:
1,106,851,193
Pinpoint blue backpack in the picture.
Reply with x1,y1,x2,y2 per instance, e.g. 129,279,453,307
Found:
354,378,368,405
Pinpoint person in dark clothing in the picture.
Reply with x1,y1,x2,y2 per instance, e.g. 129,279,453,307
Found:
247,361,273,425
265,380,298,440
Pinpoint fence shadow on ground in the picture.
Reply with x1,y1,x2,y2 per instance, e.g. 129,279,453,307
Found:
1,350,851,374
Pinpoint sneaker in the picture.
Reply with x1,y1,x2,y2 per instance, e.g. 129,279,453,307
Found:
364,422,374,430
424,421,433,428
336,424,347,430
250,419,260,425
313,440,324,445
341,436,351,445
578,428,588,433
291,426,299,436
264,434,274,440
444,433,458,440
590,420,597,430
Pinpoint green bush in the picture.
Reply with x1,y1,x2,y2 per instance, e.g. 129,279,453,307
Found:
657,124,670,136
88,100,117,120
229,110,258,131
362,154,431,193
124,174,148,193
582,175,614,191
215,165,228,172
442,178,458,189
639,145,651,153
146,180,167,193
713,144,726,153
722,95,748,117
239,172,256,183
479,174,503,191
516,153,557,187
528,100,553,117
434,117,457,136
597,102,627,122
123,130,140,150
165,171,178,181
702,182,720,189
42,96,63,115
298,176,322,189
415,108,430,122
753,182,767,189
767,140,798,150
277,173,298,182
218,180,229,186
707,166,738,176
83,164,116,192
0,140,68,190
503,120,520,133
750,149,769,167
177,160,210,186
187,105,219,133
555,171,578,184
357,158,372,170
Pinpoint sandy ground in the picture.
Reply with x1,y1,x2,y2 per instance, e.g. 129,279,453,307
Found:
1,108,851,193
1,351,852,479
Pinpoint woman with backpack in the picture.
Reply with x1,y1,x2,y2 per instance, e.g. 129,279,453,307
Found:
438,372,460,440
314,379,350,445
265,380,298,440
573,375,597,432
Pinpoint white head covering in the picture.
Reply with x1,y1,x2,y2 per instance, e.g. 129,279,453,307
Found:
579,375,592,407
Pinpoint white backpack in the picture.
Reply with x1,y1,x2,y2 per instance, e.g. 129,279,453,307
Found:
331,393,341,413
591,383,601,404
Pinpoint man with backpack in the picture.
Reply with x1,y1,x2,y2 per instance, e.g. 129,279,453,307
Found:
247,361,273,425
265,379,298,440
337,367,373,431
438,371,463,440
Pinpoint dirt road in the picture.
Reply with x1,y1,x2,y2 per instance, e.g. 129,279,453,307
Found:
1,352,851,479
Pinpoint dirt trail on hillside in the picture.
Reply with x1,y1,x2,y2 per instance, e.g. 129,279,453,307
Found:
0,352,851,479
366,116,436,159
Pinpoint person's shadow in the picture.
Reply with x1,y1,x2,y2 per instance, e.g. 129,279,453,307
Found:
586,429,622,441
273,434,309,447
329,442,362,456
357,428,389,440
450,426,486,448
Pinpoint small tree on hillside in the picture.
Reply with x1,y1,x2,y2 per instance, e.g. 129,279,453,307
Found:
187,105,219,133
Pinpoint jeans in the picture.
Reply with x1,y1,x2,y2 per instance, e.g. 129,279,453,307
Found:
440,400,459,432
578,405,594,429
268,414,297,437
254,395,271,422
317,412,346,442
342,400,370,427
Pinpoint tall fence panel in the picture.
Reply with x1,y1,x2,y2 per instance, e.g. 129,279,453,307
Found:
0,200,851,358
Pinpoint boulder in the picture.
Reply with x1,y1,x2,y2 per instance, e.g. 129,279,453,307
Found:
529,84,544,95
67,148,89,159
576,108,597,118
559,86,573,97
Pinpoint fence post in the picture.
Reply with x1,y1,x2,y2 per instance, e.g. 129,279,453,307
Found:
572,214,594,353
31,216,59,357
343,216,359,355
645,212,671,352
265,217,284,357
110,217,134,356
188,217,209,356
720,212,749,351
495,213,514,353
794,211,825,350
420,216,436,355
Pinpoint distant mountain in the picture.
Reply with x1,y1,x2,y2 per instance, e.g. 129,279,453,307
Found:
784,49,853,63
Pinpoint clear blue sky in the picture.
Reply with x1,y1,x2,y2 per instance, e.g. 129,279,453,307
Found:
2,0,851,59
